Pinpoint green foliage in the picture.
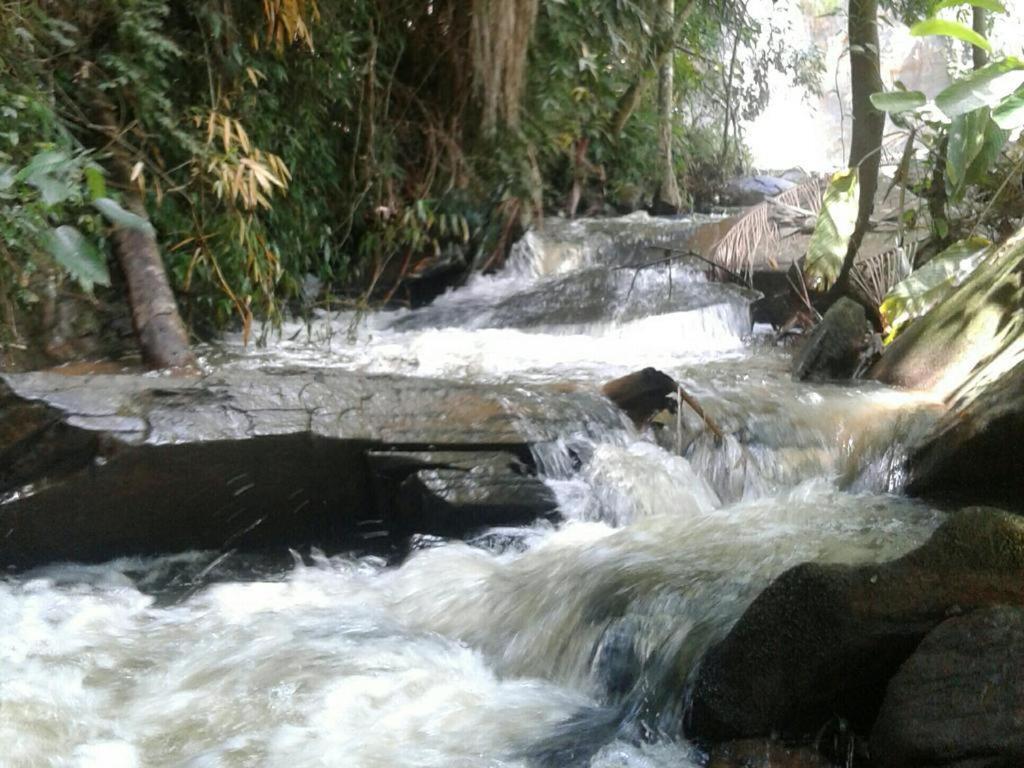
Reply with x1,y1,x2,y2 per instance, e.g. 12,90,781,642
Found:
910,17,991,52
879,236,990,341
805,168,861,290
2,0,824,346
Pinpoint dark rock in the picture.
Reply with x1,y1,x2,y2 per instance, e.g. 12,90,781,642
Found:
870,228,1024,396
867,228,1024,509
792,298,872,381
601,367,679,426
871,606,1024,768
909,360,1024,510
0,369,622,568
687,508,1024,741
706,739,834,768
395,462,558,538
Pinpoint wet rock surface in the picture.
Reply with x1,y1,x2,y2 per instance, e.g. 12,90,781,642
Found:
870,228,1024,397
687,508,1024,741
792,298,873,382
871,605,1024,768
909,360,1024,510
601,367,679,426
0,369,623,568
706,739,835,768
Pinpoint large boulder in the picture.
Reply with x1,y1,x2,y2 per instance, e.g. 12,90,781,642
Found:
871,605,1024,768
792,298,873,381
908,360,1024,509
867,228,1024,508
870,228,1024,398
687,508,1024,741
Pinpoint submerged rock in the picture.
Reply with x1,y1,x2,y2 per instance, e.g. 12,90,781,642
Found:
0,369,622,568
792,298,873,381
687,508,1024,741
871,605,1024,768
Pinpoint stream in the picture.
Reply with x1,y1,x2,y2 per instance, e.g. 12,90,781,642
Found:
2,214,947,767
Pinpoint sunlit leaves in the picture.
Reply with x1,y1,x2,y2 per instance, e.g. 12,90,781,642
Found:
946,108,1008,200
870,89,927,113
935,58,1024,119
930,0,1006,13
992,87,1024,129
880,237,990,342
910,18,991,53
804,168,860,291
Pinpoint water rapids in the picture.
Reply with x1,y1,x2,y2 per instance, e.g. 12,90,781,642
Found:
2,214,945,767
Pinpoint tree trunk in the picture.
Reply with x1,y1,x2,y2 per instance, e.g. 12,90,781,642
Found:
98,108,195,370
114,194,196,370
654,0,683,213
610,76,650,139
833,0,884,295
972,7,988,70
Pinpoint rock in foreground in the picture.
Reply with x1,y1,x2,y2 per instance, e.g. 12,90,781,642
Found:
0,368,622,568
871,605,1024,768
687,508,1024,741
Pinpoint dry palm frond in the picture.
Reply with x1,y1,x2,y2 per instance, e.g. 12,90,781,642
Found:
773,175,826,216
707,201,778,280
470,0,539,133
707,176,826,281
849,243,914,308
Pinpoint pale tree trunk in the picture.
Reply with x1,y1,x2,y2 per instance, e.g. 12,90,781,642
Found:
114,194,196,370
654,0,683,213
833,0,884,296
100,109,195,370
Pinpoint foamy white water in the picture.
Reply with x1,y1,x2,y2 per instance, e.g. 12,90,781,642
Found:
3,214,946,766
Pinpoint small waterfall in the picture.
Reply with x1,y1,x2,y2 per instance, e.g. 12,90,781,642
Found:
4,213,948,767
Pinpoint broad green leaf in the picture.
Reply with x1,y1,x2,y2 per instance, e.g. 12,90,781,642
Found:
804,168,860,290
0,165,15,192
932,0,1006,12
870,90,927,113
935,58,1024,118
44,225,110,291
992,87,1024,129
910,18,991,53
946,108,991,198
93,197,155,235
964,116,1008,187
880,237,990,341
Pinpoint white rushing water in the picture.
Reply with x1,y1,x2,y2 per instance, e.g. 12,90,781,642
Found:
2,215,946,767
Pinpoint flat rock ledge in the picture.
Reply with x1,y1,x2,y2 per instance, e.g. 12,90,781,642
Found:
0,368,626,568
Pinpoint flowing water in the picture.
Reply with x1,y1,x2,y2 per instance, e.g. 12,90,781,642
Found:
2,214,946,767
